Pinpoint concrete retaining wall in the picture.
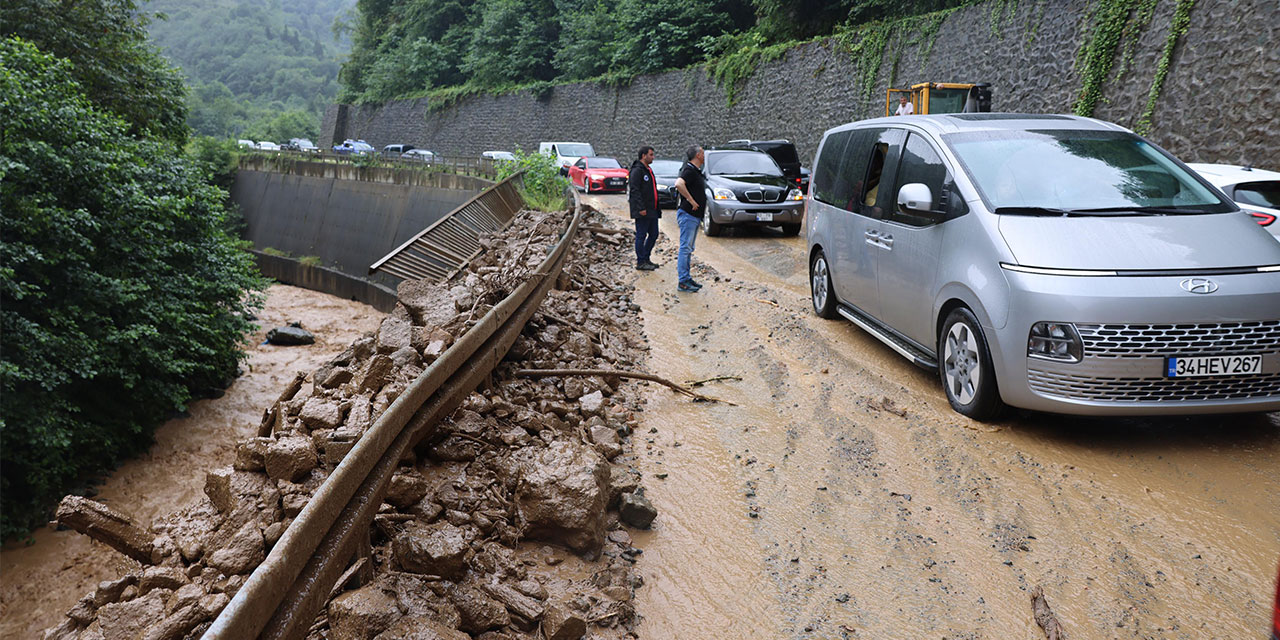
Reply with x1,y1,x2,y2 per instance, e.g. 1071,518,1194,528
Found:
322,0,1279,168
251,252,400,312
231,166,486,289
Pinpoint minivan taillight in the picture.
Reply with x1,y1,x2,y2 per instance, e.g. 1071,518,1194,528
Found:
1247,210,1276,227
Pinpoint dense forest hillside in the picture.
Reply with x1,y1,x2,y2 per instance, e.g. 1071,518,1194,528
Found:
338,0,963,104
145,0,355,140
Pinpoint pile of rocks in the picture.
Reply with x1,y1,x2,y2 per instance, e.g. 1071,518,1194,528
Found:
44,204,656,640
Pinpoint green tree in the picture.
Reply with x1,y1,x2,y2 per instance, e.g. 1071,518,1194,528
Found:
610,0,754,75
463,0,559,88
1,0,189,143
0,37,265,539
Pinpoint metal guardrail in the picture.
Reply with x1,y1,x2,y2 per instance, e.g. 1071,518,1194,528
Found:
203,190,583,640
368,171,526,283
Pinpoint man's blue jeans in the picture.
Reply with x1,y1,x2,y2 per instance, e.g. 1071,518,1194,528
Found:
676,209,700,284
634,216,659,265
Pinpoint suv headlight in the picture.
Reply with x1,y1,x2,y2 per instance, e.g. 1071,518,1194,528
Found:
713,188,735,200
1027,322,1082,362
788,188,804,201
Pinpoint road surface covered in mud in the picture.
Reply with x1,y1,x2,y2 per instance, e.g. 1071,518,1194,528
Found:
585,194,1280,639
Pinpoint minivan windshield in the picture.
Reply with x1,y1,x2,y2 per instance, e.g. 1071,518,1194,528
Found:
707,151,783,176
558,144,593,157
945,129,1231,214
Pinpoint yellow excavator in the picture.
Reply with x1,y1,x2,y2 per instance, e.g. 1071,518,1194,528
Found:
886,82,992,116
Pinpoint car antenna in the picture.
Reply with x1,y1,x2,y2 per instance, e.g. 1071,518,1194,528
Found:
1242,163,1253,171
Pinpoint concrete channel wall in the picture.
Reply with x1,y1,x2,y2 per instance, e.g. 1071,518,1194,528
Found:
231,160,493,294
321,0,1279,168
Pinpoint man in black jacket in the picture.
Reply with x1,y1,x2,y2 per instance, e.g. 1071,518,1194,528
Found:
628,145,662,270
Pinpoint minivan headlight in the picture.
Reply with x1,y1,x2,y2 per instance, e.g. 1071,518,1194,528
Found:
788,188,804,201
713,188,736,200
1028,322,1083,362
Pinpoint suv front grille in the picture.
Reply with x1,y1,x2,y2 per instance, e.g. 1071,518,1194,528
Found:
1028,370,1280,402
1078,321,1280,358
740,189,785,203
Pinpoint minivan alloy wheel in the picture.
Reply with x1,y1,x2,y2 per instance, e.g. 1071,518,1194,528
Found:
943,323,981,405
809,250,838,318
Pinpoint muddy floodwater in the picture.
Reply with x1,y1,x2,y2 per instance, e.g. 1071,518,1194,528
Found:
585,195,1280,639
0,284,384,639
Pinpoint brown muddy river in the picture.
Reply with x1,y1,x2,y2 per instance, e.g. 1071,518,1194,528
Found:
586,194,1280,639
0,284,384,639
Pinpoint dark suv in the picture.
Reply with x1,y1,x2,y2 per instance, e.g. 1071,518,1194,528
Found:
700,149,805,236
720,139,810,194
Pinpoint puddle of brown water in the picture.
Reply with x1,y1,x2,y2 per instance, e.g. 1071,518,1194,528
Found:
0,284,384,639
588,194,1280,639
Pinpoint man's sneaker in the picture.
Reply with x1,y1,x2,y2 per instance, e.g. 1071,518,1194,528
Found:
644,260,661,269
687,279,703,290
636,262,656,271
677,280,700,292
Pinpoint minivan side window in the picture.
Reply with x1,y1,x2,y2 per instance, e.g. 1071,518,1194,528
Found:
812,131,852,207
857,129,905,219
834,130,876,213
889,133,956,227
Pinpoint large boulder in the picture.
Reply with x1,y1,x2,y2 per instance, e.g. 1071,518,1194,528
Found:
449,587,509,634
203,467,281,520
206,520,265,575
397,280,458,328
264,436,318,482
266,325,315,346
377,317,413,354
98,592,165,640
329,584,403,640
514,440,609,555
392,521,469,579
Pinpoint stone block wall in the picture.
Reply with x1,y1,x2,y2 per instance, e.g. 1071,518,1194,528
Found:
321,0,1278,167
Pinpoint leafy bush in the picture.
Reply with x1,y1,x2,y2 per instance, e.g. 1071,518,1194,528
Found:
497,150,569,212
0,38,266,539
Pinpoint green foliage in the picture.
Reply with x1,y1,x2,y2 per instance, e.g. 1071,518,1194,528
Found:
497,150,568,212
702,31,795,106
1135,0,1195,135
298,255,323,267
0,38,266,539
143,0,352,138
1072,0,1197,124
243,109,321,143
186,136,243,190
752,0,965,41
462,0,558,89
1,0,189,144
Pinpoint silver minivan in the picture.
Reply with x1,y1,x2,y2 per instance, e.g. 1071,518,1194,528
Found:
806,114,1280,419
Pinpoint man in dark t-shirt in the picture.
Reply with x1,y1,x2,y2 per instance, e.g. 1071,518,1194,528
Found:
673,145,707,292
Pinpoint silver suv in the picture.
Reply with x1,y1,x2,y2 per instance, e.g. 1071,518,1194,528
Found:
806,114,1280,419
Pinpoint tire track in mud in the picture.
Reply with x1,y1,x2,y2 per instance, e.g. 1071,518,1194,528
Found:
587,194,1279,640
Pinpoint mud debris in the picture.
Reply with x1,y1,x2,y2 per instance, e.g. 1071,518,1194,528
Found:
43,204,656,640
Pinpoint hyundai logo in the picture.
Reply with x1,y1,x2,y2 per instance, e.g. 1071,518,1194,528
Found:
1179,278,1219,294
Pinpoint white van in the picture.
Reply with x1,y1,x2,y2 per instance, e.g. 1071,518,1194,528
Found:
539,142,595,174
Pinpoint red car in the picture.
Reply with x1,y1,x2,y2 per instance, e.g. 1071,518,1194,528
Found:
568,156,629,193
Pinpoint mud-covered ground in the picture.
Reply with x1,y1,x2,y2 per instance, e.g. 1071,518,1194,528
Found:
0,285,386,639
583,194,1280,640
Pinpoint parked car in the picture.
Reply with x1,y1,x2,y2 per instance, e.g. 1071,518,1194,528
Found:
333,139,374,155
806,113,1280,419
482,150,516,162
720,139,810,193
281,138,318,152
237,139,254,149
401,149,436,162
539,142,595,175
700,149,805,237
254,141,280,151
383,143,415,156
650,159,683,208
1186,163,1280,240
568,157,628,193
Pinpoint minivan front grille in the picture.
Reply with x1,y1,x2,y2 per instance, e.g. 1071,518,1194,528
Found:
1078,321,1280,358
1027,370,1280,402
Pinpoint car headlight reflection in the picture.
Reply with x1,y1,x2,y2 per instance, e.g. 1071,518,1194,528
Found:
788,188,804,201
1027,322,1082,362
713,188,735,200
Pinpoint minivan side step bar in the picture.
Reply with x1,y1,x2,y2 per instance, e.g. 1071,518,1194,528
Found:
837,304,939,371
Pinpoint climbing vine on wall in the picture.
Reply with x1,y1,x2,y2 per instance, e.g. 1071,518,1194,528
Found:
833,7,960,110
1072,0,1196,122
1135,0,1195,135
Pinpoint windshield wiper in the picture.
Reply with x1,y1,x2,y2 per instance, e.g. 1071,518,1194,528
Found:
1071,205,1215,215
992,206,1083,217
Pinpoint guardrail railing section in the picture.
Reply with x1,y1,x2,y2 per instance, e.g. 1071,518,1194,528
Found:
369,171,526,283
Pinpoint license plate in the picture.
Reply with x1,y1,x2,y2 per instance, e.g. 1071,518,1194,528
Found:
1165,355,1263,377
755,213,774,222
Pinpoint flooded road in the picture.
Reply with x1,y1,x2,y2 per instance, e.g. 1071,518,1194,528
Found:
0,284,384,639
586,194,1280,639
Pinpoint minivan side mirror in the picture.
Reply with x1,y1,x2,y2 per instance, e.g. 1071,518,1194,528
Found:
897,183,935,214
